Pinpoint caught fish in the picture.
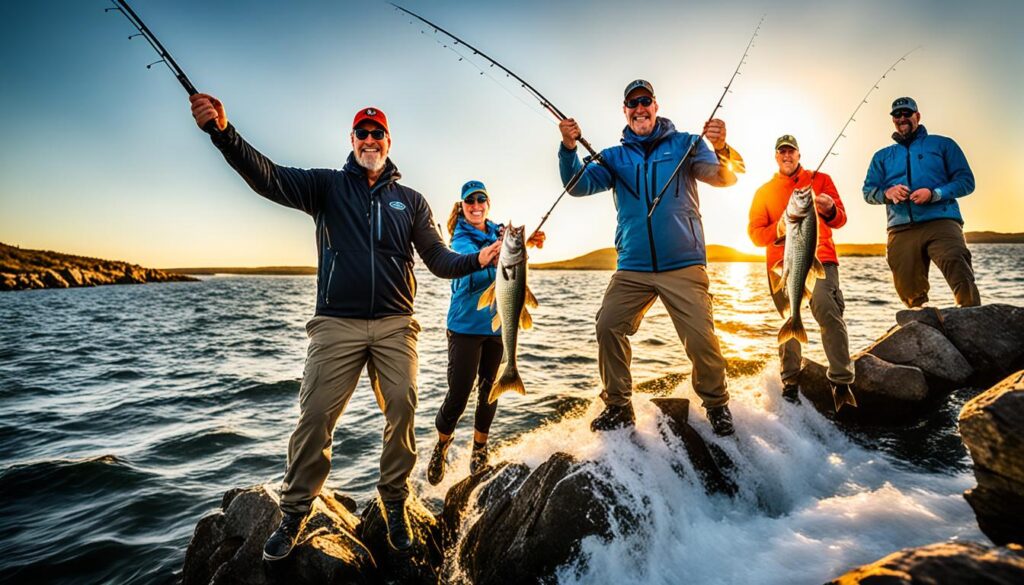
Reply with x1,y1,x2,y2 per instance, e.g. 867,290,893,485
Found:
771,186,856,411
477,224,538,404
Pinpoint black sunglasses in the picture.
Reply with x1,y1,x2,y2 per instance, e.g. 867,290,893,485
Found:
892,110,914,119
624,96,654,108
353,128,387,140
463,194,489,204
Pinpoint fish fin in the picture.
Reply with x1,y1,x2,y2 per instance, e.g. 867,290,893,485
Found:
778,316,808,345
831,384,859,412
524,285,539,308
477,282,496,310
770,260,784,278
519,307,533,330
770,265,786,294
488,364,525,404
811,258,826,279
491,313,501,332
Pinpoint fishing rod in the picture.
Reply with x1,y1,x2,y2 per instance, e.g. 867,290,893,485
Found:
810,46,921,178
105,0,216,132
647,15,764,219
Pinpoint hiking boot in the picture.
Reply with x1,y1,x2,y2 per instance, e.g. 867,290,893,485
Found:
590,402,635,432
782,383,801,404
470,443,489,475
427,437,452,486
262,510,307,561
706,405,735,437
830,382,858,412
381,499,413,551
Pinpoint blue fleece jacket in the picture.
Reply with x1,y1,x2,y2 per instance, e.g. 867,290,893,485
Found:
558,117,741,272
862,125,975,229
447,217,501,336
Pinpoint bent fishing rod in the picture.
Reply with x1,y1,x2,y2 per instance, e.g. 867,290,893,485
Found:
810,47,921,179
105,0,216,132
647,15,765,219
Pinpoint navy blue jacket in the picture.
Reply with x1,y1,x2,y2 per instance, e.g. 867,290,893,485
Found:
210,124,479,319
863,125,975,229
558,117,742,272
447,217,502,336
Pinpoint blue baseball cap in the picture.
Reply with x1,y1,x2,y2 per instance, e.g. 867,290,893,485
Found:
890,97,918,116
460,180,488,201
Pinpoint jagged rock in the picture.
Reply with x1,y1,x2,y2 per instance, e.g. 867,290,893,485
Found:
117,266,147,284
960,370,1024,545
457,452,638,585
940,304,1024,385
441,461,531,548
41,269,69,288
825,541,1024,584
895,306,945,330
865,321,973,388
356,497,442,584
59,266,86,287
799,354,930,422
650,398,737,495
181,485,374,585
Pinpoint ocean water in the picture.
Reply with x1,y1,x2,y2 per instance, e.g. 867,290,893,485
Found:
0,244,1021,584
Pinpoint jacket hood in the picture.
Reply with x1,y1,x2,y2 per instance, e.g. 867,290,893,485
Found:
621,117,677,147
892,124,928,146
343,152,401,185
454,216,501,244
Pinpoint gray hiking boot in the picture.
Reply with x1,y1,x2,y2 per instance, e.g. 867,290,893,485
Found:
427,437,452,486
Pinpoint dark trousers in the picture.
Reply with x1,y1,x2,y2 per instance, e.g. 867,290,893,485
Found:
886,219,981,308
435,331,504,436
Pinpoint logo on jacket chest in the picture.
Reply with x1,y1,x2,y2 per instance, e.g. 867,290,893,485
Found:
388,201,407,211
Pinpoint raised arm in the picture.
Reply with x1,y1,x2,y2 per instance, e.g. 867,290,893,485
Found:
411,196,494,279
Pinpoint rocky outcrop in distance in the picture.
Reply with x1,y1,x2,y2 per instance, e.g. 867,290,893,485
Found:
0,242,196,291
798,304,1024,423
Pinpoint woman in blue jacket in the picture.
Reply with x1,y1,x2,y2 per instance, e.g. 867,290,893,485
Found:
427,180,544,484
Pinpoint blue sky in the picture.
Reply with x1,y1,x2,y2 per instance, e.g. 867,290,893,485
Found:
1,0,1021,266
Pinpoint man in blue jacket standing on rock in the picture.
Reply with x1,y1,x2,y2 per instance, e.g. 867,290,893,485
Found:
189,94,500,561
863,97,980,308
557,80,745,436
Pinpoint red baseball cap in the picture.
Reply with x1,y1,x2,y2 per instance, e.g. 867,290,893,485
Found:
352,107,389,134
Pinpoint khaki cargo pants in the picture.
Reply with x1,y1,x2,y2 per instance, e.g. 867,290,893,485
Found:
887,219,981,308
596,265,729,409
280,315,420,514
769,263,855,385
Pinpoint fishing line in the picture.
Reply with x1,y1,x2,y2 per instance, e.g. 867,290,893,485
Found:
647,15,765,219
811,47,921,178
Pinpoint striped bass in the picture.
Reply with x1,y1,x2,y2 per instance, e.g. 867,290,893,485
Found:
477,224,538,404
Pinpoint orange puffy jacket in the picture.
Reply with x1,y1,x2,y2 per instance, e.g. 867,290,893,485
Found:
748,167,847,270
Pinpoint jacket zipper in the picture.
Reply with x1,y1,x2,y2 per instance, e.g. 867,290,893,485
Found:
904,145,915,223
377,200,382,241
324,252,337,305
644,160,659,272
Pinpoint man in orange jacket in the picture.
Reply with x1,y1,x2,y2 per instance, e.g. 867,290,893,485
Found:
748,135,855,403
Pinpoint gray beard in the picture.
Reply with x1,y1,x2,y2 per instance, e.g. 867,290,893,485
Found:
357,152,386,173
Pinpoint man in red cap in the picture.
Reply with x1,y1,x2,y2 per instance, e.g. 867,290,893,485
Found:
189,93,500,561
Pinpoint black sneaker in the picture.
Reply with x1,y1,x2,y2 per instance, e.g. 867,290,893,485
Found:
782,383,801,404
830,382,858,412
706,405,735,437
381,499,413,551
427,437,452,486
470,443,489,475
590,402,636,432
262,510,307,561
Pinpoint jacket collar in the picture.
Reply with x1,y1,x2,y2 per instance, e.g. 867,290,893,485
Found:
773,165,807,184
454,216,500,242
621,117,677,148
342,152,401,187
892,124,928,146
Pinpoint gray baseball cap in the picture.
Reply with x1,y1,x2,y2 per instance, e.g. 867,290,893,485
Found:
624,79,655,99
890,96,918,116
775,134,799,151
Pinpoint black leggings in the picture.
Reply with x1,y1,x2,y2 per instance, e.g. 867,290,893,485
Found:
435,331,504,436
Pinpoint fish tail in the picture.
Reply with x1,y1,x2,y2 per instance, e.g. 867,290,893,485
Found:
832,384,859,412
488,363,525,404
778,316,808,345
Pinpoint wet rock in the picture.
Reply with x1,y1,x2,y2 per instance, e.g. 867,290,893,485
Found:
441,461,530,548
457,452,638,585
825,541,1024,584
650,398,737,495
356,497,442,584
895,306,945,330
940,304,1024,385
799,354,929,422
181,485,374,585
865,321,973,389
960,370,1024,545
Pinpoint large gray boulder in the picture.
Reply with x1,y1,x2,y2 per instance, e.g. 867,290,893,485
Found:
799,354,929,422
960,370,1024,545
180,485,374,584
865,320,973,389
825,541,1024,584
940,304,1024,385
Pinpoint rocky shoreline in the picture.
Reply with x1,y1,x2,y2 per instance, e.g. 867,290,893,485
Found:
1,242,196,291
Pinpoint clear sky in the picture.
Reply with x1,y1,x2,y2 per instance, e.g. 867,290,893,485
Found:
1,0,1021,267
